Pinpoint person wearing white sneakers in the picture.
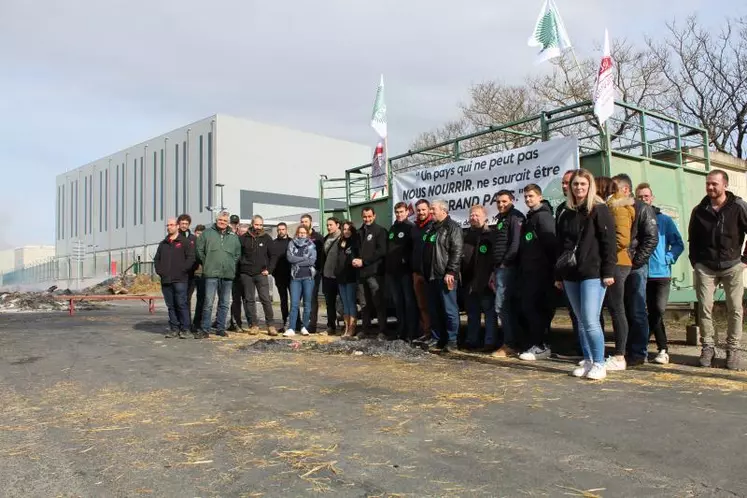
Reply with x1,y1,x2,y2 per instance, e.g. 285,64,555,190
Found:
555,169,617,381
283,225,318,337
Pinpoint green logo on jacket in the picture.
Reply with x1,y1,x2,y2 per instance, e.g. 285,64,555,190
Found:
389,232,394,240
525,232,534,241
497,221,504,230
429,234,437,243
478,244,488,254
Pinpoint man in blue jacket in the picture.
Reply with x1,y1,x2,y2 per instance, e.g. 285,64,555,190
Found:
636,183,684,365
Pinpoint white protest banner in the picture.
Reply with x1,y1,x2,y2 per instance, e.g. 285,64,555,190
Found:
392,137,579,227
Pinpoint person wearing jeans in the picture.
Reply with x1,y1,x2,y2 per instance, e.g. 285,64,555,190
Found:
196,211,241,338
190,224,206,334
299,214,324,333
555,169,617,381
422,200,463,351
284,225,318,336
462,205,497,351
636,183,684,365
335,221,360,339
604,181,635,371
612,173,659,366
154,217,196,339
688,169,747,370
491,190,524,356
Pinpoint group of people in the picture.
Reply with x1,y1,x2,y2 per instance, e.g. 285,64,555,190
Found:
153,166,747,379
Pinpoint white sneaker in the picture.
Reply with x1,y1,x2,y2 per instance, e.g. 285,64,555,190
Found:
283,329,296,337
654,350,669,364
300,328,310,336
572,360,593,378
604,356,627,371
586,363,607,381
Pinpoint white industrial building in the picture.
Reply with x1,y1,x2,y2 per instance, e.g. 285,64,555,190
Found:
55,114,370,277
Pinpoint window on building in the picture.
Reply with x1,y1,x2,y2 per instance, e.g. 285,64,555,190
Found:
104,169,108,231
133,159,138,226
175,143,179,217
182,140,187,214
89,174,93,234
207,132,213,207
198,135,203,212
139,158,144,225
115,165,120,229
121,163,125,228
152,151,157,222
84,176,88,235
99,171,103,232
61,184,65,239
74,180,79,237
160,149,164,221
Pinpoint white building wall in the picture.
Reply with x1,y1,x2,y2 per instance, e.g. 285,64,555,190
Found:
0,249,14,274
15,246,55,267
54,114,370,267
215,114,371,220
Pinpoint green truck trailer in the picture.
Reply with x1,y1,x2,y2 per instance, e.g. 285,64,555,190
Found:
318,100,747,304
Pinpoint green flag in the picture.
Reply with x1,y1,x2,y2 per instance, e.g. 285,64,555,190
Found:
528,0,572,64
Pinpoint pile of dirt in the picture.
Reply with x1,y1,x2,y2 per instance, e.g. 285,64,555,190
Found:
81,274,160,296
243,338,430,360
0,292,64,312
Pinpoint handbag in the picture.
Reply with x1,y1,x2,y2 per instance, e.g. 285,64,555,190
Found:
555,218,585,276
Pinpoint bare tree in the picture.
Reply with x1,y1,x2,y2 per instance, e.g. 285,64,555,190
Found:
649,16,747,158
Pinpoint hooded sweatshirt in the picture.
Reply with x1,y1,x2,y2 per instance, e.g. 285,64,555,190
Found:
239,229,275,275
286,237,317,280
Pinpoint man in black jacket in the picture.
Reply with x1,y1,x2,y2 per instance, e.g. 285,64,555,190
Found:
177,213,198,327
271,223,292,331
612,173,659,365
517,187,557,361
239,215,278,336
352,206,388,339
300,214,325,332
386,202,417,341
411,199,434,342
490,190,525,356
689,170,747,369
423,200,463,351
154,217,196,339
462,205,497,351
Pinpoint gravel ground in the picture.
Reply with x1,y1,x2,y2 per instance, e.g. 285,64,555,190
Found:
1,303,746,497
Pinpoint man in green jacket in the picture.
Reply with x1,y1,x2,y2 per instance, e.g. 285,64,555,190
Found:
196,211,241,337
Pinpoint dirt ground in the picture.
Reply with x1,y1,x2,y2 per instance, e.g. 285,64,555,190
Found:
1,304,746,497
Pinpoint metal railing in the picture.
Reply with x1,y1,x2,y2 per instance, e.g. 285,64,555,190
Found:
319,100,710,208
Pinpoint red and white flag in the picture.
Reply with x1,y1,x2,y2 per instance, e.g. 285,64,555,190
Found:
370,141,387,199
593,29,615,126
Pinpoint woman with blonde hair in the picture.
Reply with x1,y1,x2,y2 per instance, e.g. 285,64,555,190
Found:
555,169,617,380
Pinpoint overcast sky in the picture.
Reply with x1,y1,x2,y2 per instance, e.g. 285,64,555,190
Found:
0,0,741,249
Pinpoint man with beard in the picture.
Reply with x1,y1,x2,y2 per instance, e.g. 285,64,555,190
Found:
239,215,278,336
689,170,747,370
411,199,434,342
271,223,292,331
321,217,342,334
155,217,196,339
490,190,525,356
462,205,497,351
386,202,417,341
517,184,557,361
352,206,388,339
